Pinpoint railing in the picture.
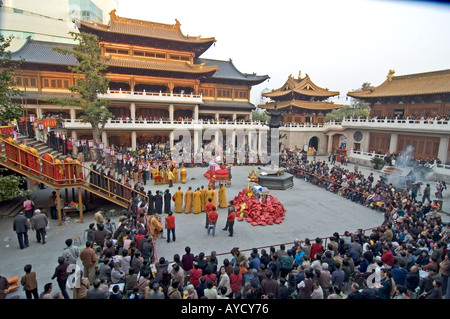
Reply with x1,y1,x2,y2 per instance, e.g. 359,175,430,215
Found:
104,89,203,99
342,116,450,126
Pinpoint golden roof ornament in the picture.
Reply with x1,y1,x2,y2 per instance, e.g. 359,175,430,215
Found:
298,70,301,79
387,69,395,82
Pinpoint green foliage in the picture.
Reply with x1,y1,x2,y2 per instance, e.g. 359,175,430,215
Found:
325,104,370,122
0,35,23,124
49,32,112,145
252,108,270,122
371,157,385,169
0,168,29,201
326,82,371,122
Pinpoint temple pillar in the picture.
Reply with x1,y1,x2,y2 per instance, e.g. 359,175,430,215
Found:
130,102,136,120
438,137,449,163
131,131,137,150
102,131,108,147
194,105,199,122
169,104,174,122
70,107,76,122
169,131,174,149
389,133,398,154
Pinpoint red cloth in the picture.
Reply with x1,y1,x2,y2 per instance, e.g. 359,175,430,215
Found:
227,211,236,222
205,202,214,213
208,210,218,223
310,243,323,261
165,215,175,229
381,250,394,266
189,268,203,287
230,273,242,293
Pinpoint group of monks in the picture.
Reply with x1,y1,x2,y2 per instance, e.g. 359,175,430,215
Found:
171,183,228,214
152,164,187,185
3,133,83,184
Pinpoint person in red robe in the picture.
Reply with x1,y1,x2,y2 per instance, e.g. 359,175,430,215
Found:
18,142,29,170
54,155,65,184
27,146,40,175
42,153,54,180
4,133,18,165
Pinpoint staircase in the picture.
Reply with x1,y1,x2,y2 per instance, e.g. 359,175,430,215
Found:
0,137,147,220
17,135,64,158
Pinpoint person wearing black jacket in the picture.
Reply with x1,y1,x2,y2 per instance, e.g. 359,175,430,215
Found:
154,191,163,214
164,189,172,214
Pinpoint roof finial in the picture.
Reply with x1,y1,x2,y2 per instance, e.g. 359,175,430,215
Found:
387,69,395,82
298,70,301,79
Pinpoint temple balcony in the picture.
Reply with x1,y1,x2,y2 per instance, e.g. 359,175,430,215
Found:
97,89,204,105
341,116,450,134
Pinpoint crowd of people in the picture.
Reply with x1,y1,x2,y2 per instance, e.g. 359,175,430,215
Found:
3,150,449,300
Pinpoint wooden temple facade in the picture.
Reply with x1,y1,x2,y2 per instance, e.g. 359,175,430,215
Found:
9,10,269,148
345,69,450,161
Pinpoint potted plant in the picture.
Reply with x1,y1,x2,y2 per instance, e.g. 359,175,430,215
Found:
371,157,385,170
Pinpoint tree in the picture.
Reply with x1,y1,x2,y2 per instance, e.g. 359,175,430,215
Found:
252,108,270,122
325,83,370,122
0,35,29,201
0,35,23,125
50,32,112,159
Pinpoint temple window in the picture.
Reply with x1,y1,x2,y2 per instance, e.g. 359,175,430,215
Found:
217,88,231,98
42,78,70,89
15,76,38,88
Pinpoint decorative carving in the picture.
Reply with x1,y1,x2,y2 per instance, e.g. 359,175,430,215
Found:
387,69,395,82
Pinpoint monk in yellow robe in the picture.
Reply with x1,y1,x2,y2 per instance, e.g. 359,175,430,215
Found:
172,166,179,183
184,187,193,214
180,165,187,184
193,188,202,214
212,186,218,210
153,166,161,185
200,185,206,212
173,186,184,213
219,184,227,208
74,157,84,183
149,214,163,240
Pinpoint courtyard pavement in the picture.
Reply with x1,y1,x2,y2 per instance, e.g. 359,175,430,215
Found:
0,155,449,298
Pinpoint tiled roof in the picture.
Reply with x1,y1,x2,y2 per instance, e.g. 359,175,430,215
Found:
76,10,216,45
202,100,256,109
105,57,218,75
263,74,339,98
258,99,343,111
9,39,77,66
347,69,450,99
8,39,217,76
196,58,269,85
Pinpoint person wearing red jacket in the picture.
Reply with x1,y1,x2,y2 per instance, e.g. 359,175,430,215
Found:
310,237,324,261
165,211,176,243
381,246,395,269
207,207,218,237
226,207,236,237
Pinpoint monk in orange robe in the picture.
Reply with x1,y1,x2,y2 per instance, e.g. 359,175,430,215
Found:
74,157,83,183
64,156,74,183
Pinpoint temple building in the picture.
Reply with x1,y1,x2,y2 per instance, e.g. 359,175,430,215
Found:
346,69,450,161
8,10,269,150
259,72,343,124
